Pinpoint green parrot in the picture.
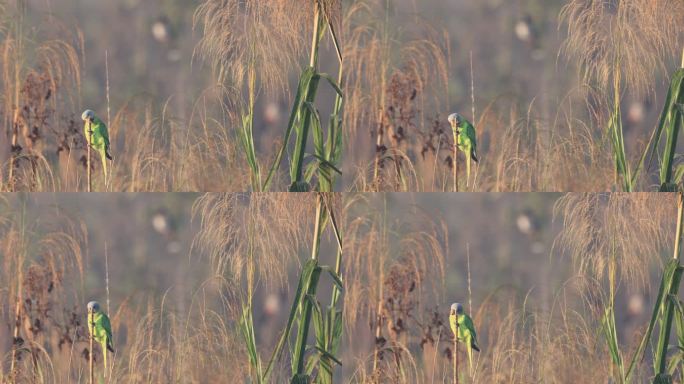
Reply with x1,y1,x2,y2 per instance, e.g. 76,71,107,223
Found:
82,110,113,182
87,301,114,371
449,302,480,375
448,113,478,185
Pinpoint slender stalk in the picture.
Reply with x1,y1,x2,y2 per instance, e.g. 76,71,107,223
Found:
246,64,261,191
87,120,92,192
10,268,22,378
292,194,324,375
8,11,23,191
454,332,459,384
373,198,387,371
309,2,321,70
373,113,385,189
105,50,111,190
469,51,476,190
372,295,383,372
372,0,391,187
655,192,684,376
89,311,94,384
453,132,459,192
291,2,322,187
10,198,27,378
467,244,472,315
674,192,683,261
9,109,20,190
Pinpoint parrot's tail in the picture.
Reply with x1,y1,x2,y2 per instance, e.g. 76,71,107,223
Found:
107,342,115,353
466,156,471,186
471,150,478,163
472,343,480,352
105,149,113,160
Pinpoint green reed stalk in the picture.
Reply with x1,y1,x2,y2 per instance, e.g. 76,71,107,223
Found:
259,194,343,384
653,192,684,382
631,57,684,191
264,1,343,192
626,193,684,383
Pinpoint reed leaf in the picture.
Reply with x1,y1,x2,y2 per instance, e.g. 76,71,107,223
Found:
262,259,318,383
626,259,681,381
654,269,684,379
601,305,624,382
239,303,263,383
263,67,316,191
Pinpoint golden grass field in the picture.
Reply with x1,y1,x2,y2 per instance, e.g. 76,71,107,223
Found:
1,0,683,192
1,192,683,383
2,0,684,383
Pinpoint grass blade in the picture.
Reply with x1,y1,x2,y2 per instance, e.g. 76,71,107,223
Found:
262,67,316,191
626,259,680,381
262,259,318,383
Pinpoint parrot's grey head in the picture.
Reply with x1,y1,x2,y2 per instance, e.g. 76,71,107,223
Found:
450,302,464,315
448,113,462,126
81,109,95,122
87,301,100,313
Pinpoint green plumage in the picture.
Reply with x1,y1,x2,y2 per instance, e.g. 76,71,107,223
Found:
453,117,478,184
88,310,114,370
450,311,480,375
83,114,112,181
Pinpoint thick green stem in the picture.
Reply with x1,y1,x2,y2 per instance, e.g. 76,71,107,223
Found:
291,3,323,188
292,195,325,375
655,192,684,377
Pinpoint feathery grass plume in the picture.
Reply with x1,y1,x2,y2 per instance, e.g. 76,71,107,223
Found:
554,194,683,382
561,1,684,191
343,195,446,380
193,192,344,382
193,0,307,97
0,2,81,191
192,193,316,293
554,193,675,290
194,0,308,190
343,1,449,190
119,289,248,382
0,195,87,382
560,0,684,97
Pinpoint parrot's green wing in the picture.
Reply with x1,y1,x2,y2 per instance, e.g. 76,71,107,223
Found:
93,117,110,147
456,119,478,186
100,313,113,347
457,120,477,153
463,315,478,341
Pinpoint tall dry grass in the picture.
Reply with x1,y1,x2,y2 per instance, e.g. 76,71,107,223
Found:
3,0,346,192
553,192,683,383
341,0,684,192
560,0,684,191
343,195,448,382
343,1,621,192
3,193,683,383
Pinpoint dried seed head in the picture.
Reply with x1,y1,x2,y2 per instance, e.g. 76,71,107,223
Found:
554,193,676,290
194,0,321,98
561,0,684,96
192,193,317,291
